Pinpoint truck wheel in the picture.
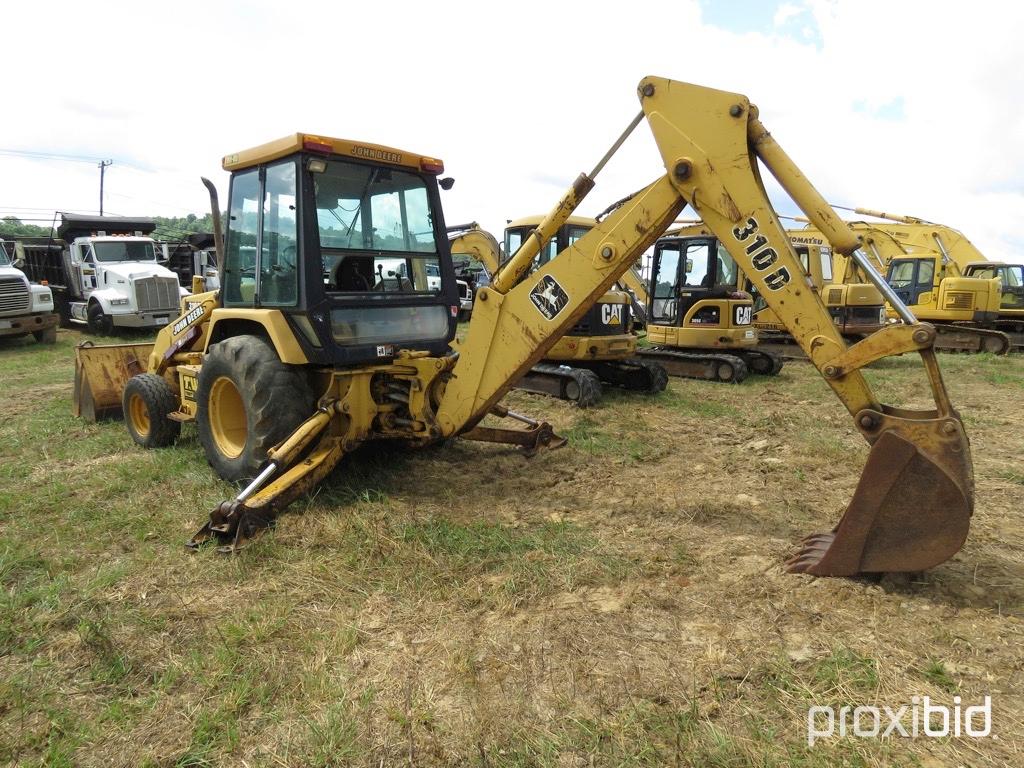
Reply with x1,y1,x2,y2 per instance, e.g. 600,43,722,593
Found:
33,326,57,344
87,302,113,335
123,373,181,448
196,335,314,483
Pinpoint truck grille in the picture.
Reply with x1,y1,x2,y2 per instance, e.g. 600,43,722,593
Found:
134,276,179,312
944,291,973,310
0,277,29,313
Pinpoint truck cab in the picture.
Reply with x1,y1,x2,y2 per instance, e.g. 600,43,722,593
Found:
0,240,58,343
18,215,188,334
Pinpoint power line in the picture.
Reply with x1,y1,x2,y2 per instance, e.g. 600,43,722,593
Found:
0,148,108,164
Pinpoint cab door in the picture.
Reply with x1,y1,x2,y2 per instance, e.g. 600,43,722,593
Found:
886,258,935,307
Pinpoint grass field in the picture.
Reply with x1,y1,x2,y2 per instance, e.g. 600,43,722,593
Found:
1,327,1022,766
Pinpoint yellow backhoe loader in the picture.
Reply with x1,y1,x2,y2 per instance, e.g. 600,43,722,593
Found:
73,77,974,577
448,217,668,406
797,209,1011,353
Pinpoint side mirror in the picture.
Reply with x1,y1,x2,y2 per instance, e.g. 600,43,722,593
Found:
12,257,24,270
439,177,455,191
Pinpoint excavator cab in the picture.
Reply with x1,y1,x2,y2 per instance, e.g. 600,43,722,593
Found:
648,235,752,331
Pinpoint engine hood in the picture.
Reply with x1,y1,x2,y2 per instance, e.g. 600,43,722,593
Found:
99,262,177,281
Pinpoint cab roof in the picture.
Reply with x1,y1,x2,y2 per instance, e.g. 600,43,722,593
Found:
222,133,444,173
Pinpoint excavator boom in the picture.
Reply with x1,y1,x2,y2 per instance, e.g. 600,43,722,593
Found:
438,77,973,575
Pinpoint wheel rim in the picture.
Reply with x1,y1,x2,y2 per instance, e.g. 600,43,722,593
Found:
565,379,581,400
717,363,734,381
128,392,150,438
208,376,247,459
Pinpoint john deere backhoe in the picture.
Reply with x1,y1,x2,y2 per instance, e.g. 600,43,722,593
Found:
73,77,974,577
448,217,667,406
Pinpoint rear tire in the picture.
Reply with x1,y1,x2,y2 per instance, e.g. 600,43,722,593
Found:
123,373,181,448
33,325,57,344
196,335,314,482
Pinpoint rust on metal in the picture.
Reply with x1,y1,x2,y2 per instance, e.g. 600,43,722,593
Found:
73,341,154,421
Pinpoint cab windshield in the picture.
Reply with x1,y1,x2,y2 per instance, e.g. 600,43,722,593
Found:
315,159,442,293
0,243,10,266
92,241,157,263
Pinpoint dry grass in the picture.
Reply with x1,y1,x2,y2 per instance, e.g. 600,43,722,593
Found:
1,328,1022,766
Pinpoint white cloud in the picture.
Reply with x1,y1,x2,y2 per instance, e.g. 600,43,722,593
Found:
2,0,1021,260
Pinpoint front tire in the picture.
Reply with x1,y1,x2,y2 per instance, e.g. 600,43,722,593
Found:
33,325,57,344
196,335,314,482
123,373,181,448
86,302,113,335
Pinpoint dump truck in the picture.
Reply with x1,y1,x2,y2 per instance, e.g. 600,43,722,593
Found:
158,233,220,292
74,77,974,578
16,214,186,333
0,240,58,343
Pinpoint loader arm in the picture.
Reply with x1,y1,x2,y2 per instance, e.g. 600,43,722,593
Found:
438,77,973,576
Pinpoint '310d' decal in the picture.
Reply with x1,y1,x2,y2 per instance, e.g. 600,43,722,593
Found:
731,217,792,291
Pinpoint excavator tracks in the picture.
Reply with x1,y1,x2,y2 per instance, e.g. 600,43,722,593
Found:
515,364,603,407
583,358,669,393
935,325,1011,355
513,358,669,407
735,349,784,376
638,347,749,383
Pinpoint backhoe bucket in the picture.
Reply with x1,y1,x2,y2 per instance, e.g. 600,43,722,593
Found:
787,412,973,576
73,341,153,421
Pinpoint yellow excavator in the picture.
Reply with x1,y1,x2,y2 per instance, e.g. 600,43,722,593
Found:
618,227,782,381
73,77,973,577
449,216,667,406
844,209,1019,351
797,209,1011,353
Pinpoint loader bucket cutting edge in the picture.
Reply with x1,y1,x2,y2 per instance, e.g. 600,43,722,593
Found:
73,342,153,421
786,423,973,577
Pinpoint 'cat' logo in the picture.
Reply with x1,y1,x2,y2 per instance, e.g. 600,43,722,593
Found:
601,304,623,325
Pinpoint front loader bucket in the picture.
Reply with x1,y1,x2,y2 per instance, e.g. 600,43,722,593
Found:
787,410,973,576
73,341,153,421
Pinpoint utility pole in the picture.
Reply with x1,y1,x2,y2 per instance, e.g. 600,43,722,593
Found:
98,159,113,216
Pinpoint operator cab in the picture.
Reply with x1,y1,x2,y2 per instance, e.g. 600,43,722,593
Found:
964,262,1024,309
503,215,593,270
503,215,631,336
220,133,459,366
885,257,937,306
648,236,742,327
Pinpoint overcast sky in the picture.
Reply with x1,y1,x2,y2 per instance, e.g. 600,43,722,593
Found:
3,0,1022,259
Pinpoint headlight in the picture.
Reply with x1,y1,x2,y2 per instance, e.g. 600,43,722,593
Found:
110,298,130,306
37,294,51,303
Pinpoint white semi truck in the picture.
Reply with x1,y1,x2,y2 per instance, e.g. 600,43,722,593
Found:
18,215,186,334
0,240,58,343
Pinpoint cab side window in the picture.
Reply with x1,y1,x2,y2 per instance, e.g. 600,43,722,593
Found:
224,169,260,306
259,162,298,306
